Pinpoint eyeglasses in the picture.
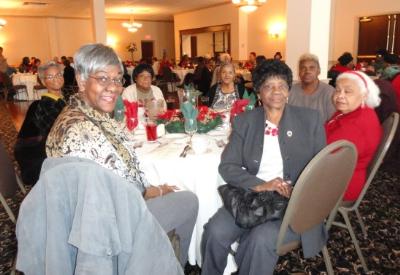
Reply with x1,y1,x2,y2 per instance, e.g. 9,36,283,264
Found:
260,83,289,93
44,73,63,80
89,75,126,87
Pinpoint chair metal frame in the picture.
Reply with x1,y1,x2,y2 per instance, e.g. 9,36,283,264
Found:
326,112,399,273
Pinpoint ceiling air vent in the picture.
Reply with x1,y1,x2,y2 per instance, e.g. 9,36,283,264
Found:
23,1,49,6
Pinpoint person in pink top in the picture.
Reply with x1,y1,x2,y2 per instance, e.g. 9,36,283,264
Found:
325,71,383,201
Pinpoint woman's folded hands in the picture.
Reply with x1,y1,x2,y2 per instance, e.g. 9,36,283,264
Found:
252,177,292,198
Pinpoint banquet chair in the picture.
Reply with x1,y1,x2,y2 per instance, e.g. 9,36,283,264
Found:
12,84,28,101
16,157,183,275
326,112,399,273
0,141,26,275
226,140,357,275
33,84,47,100
0,140,27,223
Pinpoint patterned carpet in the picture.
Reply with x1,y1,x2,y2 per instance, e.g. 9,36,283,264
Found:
0,100,399,274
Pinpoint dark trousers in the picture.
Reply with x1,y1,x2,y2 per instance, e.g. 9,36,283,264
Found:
201,207,299,275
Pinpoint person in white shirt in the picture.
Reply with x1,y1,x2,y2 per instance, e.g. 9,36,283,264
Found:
122,63,166,108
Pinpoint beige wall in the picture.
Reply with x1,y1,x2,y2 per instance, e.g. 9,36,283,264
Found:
174,4,240,60
332,0,400,62
106,19,174,62
247,0,286,59
0,16,52,66
0,16,174,66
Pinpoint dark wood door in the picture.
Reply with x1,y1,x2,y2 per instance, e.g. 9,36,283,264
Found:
141,41,154,61
190,36,197,57
358,14,400,61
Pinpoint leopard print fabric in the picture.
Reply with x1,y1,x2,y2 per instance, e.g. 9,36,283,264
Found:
46,96,148,193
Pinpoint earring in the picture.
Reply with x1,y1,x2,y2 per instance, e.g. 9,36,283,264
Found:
286,97,289,103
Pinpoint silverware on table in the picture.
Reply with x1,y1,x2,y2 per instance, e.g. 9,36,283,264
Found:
179,144,191,158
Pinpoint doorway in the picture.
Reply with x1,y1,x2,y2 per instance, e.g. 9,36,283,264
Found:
141,41,154,62
179,24,231,59
358,14,400,62
190,36,198,57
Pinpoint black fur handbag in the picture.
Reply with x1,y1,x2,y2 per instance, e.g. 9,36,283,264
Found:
218,184,288,229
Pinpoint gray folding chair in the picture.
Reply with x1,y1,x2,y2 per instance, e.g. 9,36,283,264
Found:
276,140,357,275
0,141,26,275
326,112,399,273
0,140,26,224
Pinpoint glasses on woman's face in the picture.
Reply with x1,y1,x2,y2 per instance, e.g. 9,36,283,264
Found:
89,75,126,87
44,73,63,80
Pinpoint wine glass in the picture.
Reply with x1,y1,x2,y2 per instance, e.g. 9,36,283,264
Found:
184,118,197,141
182,118,197,156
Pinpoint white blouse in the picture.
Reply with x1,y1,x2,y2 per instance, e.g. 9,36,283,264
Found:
256,120,284,182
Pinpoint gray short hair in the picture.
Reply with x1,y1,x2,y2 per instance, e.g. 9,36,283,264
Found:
298,53,320,70
74,43,123,81
37,61,63,83
337,71,381,108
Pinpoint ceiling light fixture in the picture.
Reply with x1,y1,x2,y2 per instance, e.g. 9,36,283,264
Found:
232,0,266,13
122,9,142,33
359,16,372,23
0,19,6,29
23,1,48,6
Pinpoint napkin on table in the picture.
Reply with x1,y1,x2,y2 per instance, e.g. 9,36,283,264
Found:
123,99,139,131
113,95,125,122
230,98,250,118
180,101,198,128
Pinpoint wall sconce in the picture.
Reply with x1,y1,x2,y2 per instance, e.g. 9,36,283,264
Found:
269,22,284,39
106,35,117,48
0,18,7,30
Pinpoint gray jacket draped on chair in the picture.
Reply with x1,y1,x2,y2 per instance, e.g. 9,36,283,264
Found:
16,157,183,275
219,105,328,257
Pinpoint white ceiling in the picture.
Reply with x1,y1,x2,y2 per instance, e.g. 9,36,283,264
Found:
0,0,230,21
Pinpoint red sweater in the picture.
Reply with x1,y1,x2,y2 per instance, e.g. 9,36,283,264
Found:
325,107,382,201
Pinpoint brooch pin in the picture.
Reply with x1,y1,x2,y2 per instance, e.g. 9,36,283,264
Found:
287,130,293,137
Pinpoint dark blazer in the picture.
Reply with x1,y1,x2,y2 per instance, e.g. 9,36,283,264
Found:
219,104,327,257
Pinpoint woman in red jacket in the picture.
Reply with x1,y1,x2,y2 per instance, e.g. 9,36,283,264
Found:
325,71,383,201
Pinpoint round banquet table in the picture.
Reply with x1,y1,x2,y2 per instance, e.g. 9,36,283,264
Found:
172,68,195,84
133,129,230,266
12,73,39,100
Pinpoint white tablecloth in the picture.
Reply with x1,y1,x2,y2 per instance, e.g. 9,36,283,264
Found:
12,73,38,100
134,130,229,265
172,68,195,84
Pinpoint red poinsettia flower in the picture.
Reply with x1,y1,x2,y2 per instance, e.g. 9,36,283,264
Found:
157,109,176,120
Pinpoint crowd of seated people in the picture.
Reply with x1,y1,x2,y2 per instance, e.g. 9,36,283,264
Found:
12,41,400,275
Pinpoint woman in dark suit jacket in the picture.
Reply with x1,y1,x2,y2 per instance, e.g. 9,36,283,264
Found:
201,60,327,275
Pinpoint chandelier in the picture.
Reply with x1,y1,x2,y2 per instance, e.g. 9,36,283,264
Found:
122,11,142,33
232,0,266,13
0,18,6,29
